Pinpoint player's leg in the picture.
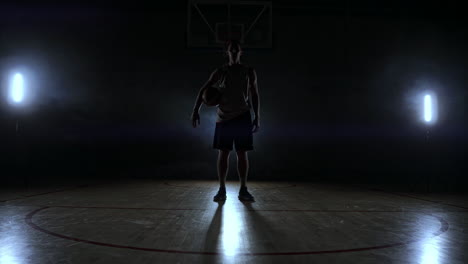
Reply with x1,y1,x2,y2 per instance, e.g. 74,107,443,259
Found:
236,150,249,188
213,149,230,201
233,111,255,201
217,149,230,188
213,120,234,201
213,120,234,189
236,150,254,201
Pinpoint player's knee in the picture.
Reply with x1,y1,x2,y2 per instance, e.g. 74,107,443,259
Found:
219,149,231,156
236,150,247,158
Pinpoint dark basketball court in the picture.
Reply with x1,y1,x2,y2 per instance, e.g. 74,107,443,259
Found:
1,1,467,263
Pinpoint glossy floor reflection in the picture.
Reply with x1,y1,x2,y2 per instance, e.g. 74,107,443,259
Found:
0,179,467,264
421,238,440,264
220,200,242,258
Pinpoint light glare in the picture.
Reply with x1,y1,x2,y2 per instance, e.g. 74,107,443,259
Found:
421,241,439,264
424,94,432,123
10,73,25,103
221,201,242,257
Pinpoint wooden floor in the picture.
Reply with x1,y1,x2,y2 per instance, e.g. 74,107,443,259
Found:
1,179,467,264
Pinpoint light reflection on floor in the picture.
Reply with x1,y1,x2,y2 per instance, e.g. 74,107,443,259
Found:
2,181,467,264
0,252,18,264
421,239,440,264
419,214,444,264
0,232,24,264
219,198,243,259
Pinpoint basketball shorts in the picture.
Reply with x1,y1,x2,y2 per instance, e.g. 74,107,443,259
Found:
213,111,254,151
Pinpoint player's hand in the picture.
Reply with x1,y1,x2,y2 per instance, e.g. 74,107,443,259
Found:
252,117,260,133
191,111,200,128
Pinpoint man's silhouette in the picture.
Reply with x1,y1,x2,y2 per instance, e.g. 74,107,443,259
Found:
191,39,260,202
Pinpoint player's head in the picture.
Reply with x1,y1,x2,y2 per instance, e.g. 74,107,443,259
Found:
225,39,242,62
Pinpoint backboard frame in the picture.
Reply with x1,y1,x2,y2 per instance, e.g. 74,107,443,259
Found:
186,0,272,50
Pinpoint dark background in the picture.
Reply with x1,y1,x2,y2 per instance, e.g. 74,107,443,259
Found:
0,1,467,191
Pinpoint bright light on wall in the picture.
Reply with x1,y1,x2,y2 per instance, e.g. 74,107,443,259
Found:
10,73,25,104
419,91,438,125
424,94,432,123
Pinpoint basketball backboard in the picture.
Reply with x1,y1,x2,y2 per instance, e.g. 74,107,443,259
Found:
187,0,272,50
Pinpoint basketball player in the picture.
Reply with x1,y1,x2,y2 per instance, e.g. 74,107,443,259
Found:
191,39,260,202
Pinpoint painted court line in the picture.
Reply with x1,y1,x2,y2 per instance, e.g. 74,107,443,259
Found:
370,188,468,210
0,185,91,203
25,206,449,256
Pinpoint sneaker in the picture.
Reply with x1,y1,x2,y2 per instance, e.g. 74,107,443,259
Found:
213,187,226,201
238,186,255,201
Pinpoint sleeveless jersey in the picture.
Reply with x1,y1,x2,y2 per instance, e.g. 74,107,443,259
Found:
216,63,252,123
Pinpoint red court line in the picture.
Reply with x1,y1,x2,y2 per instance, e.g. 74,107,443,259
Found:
370,188,468,210
28,205,468,213
25,206,449,256
0,185,90,203
51,205,206,211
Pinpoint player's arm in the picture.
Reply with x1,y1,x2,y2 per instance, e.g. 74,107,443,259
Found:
248,67,260,119
192,68,220,114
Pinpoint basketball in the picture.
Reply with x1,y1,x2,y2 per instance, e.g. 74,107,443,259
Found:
202,87,222,106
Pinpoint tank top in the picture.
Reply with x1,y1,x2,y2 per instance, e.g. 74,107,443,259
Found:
216,63,252,123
